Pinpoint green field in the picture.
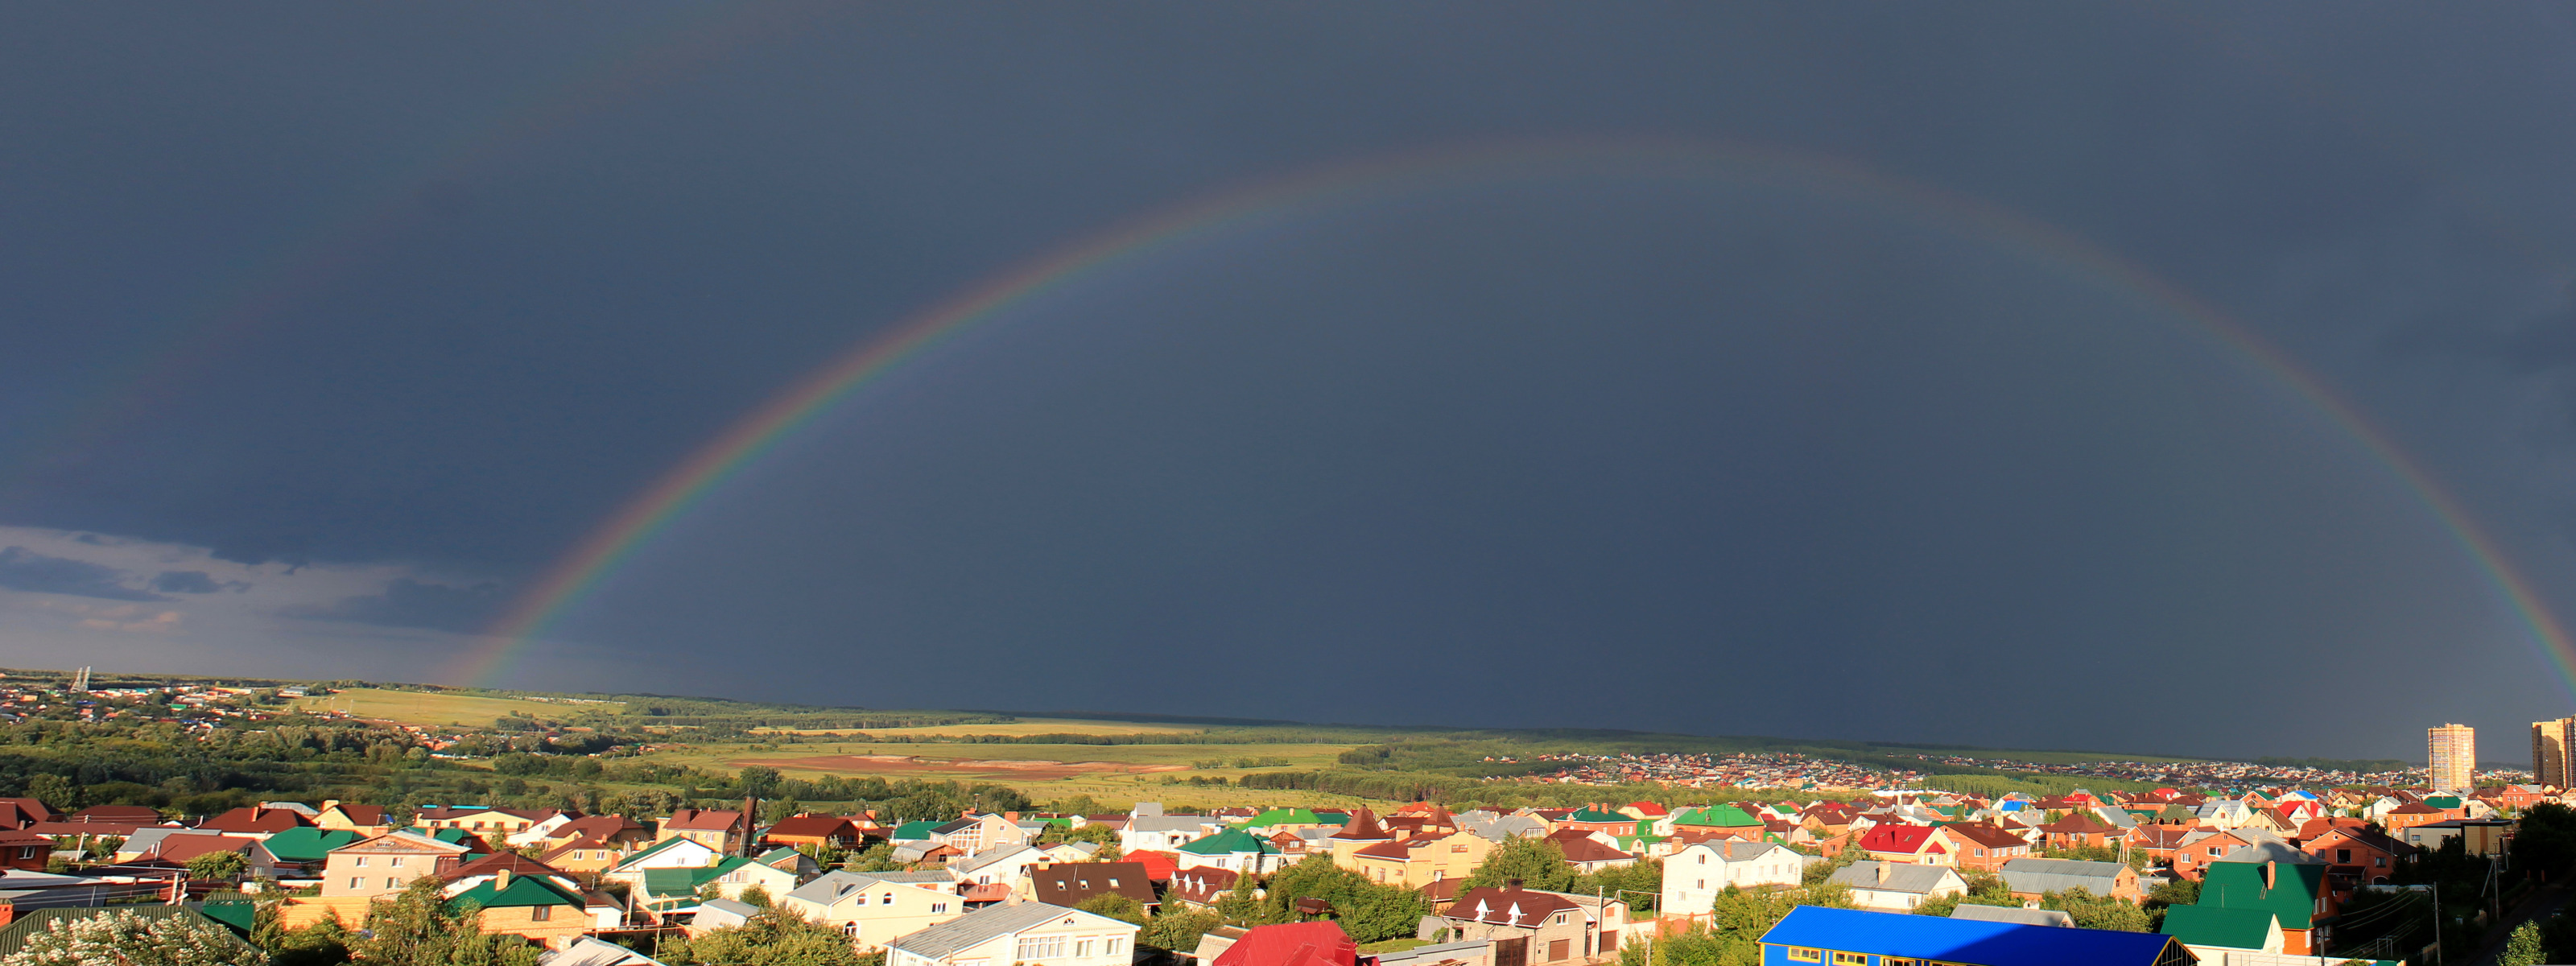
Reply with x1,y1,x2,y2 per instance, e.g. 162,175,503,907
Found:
297,687,624,726
757,718,1208,738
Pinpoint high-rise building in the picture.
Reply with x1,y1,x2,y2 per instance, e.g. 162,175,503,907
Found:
2539,718,2576,789
2429,724,2475,792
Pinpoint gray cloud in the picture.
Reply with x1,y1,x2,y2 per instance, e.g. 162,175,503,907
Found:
0,547,165,601
152,571,246,594
293,579,502,634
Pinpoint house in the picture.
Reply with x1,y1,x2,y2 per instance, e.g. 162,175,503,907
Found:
658,808,750,853
689,898,760,935
929,813,1032,853
1544,832,1637,872
2170,828,2287,881
1828,861,1967,913
442,851,584,897
2381,803,2449,835
1670,805,1767,843
0,799,56,831
2033,812,2123,851
2197,860,2332,956
1349,832,1494,889
417,807,555,839
2403,818,2515,857
780,870,966,951
1211,921,1357,966
1439,883,1625,965
1167,867,1242,911
538,815,653,852
1119,804,1216,853
1038,841,1104,865
0,831,49,871
1660,840,1803,923
765,814,866,850
1176,828,1283,873
539,836,635,874
1996,857,2140,902
321,830,473,898
2160,904,2284,957
445,868,588,948
636,855,801,913
1325,808,1396,868
539,935,671,966
601,836,727,887
149,834,281,878
1758,906,2194,966
196,805,313,840
948,843,1045,892
1856,824,1951,865
885,899,1137,966
1938,824,2034,873
260,828,363,873
1026,861,1156,911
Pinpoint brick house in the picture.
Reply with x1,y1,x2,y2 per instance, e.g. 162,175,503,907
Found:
1858,824,1952,865
1938,823,2034,873
1439,884,1624,966
320,830,471,898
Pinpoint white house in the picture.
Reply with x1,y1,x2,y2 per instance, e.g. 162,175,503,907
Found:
886,902,1137,966
1660,840,1804,922
1827,861,1966,913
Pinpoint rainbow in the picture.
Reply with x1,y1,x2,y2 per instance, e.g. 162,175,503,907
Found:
461,138,2576,690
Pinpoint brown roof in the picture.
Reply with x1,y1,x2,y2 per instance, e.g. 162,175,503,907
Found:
2388,803,2444,815
549,815,647,840
766,815,861,840
151,834,259,864
2037,813,2116,835
1030,861,1157,908
2308,825,2419,857
1941,824,2029,850
0,799,55,829
321,804,389,826
198,806,312,835
1169,867,1240,905
73,805,164,824
1443,886,1580,927
663,808,746,832
443,850,568,883
1354,832,1454,861
1553,836,1633,865
1330,807,1391,841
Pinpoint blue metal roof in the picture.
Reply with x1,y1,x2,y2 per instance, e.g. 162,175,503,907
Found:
1759,906,2183,966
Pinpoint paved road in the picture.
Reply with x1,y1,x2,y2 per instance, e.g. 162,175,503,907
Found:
2467,883,2570,966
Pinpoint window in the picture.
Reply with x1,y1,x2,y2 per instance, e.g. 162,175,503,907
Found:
931,903,949,914
386,877,400,889
1697,854,1707,865
390,857,405,868
844,923,860,936
350,877,363,890
1695,879,1705,890
1785,950,1822,964
1551,912,1568,926
1075,939,1095,957
1015,935,1066,960
1832,954,1867,966
529,906,551,922
2337,848,2352,864
355,857,369,867
1106,939,1122,956
2207,846,2222,857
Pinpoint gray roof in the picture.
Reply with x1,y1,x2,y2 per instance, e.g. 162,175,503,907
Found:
1996,858,2128,895
540,935,669,966
786,870,957,906
1827,861,1957,895
696,898,759,922
890,902,1128,959
1373,939,1490,965
1949,905,2074,927
1459,815,1547,841
1125,815,1215,833
1703,840,1795,863
950,844,1035,875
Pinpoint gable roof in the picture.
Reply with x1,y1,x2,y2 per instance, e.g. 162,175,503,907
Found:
768,815,861,839
1997,858,2128,894
198,806,312,835
1552,836,1632,865
1942,824,2029,850
1443,886,1579,927
449,871,585,909
890,902,1131,958
262,828,361,862
1179,828,1279,857
607,835,718,870
1674,805,1763,828
2201,861,2327,929
151,834,261,864
319,803,389,826
1030,861,1156,908
662,808,745,832
1828,861,1958,895
891,820,941,841
2159,904,2276,950
1760,906,2186,966
1241,808,1326,828
1859,824,1942,854
1949,905,2074,927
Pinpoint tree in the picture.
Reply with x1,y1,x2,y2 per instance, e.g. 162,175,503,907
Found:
1914,873,2014,918
1461,837,1574,893
252,902,351,966
23,774,76,811
845,843,902,873
1141,908,1221,952
1216,869,1263,924
2041,888,2149,932
1075,894,1148,926
657,907,865,966
353,876,543,966
0,909,265,966
188,850,250,882
739,883,774,909
1259,854,1432,943
2502,921,2546,966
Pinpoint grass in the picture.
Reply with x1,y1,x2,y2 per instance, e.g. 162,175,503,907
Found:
296,687,621,727
755,718,1208,738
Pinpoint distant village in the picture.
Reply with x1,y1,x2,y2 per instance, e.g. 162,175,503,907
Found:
0,676,2553,966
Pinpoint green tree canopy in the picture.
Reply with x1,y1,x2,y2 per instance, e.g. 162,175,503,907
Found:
0,910,265,966
1075,894,1148,926
1260,854,1434,943
186,850,250,882
657,908,866,966
1461,837,1574,893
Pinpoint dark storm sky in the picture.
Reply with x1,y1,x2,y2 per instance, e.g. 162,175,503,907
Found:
7,3,2576,761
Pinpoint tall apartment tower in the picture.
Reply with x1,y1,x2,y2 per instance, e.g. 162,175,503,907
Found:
2429,724,2476,792
2539,718,2576,788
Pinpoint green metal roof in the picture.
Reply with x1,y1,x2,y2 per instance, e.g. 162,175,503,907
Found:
892,820,940,841
1179,828,1280,856
262,828,360,862
0,908,261,957
449,873,584,910
1241,808,1324,828
2422,795,2463,809
1564,808,1629,824
2157,904,2274,950
1674,805,1762,828
2200,861,2327,929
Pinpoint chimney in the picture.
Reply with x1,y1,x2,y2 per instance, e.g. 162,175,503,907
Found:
2263,861,2276,890
1876,862,1891,884
0,899,13,927
1005,811,1019,822
496,869,513,891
